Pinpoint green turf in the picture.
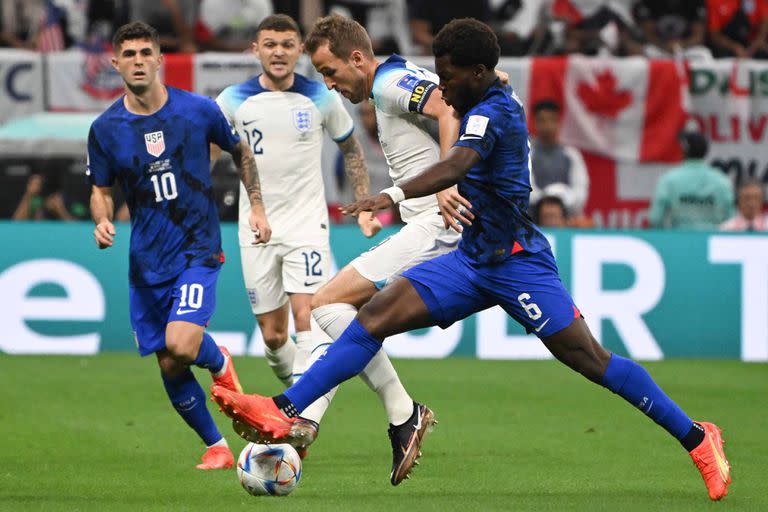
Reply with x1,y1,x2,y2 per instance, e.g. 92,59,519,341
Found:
1,355,765,511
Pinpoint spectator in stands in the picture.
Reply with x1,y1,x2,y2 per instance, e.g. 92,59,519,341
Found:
0,0,69,51
408,0,491,55
535,193,569,228
649,131,734,229
706,0,768,58
196,0,272,52
551,0,642,55
129,0,200,53
327,0,413,54
13,173,75,221
634,0,712,60
0,0,38,49
720,179,768,231
529,99,589,216
491,0,554,56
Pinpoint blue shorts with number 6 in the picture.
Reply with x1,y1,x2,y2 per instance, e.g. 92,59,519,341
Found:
402,247,580,338
129,265,220,356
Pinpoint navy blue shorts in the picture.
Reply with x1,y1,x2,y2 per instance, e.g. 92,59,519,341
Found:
402,248,579,338
129,266,220,356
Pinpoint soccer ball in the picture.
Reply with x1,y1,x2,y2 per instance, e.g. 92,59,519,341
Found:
236,442,302,496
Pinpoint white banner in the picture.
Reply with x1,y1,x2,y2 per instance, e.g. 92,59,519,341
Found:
0,50,44,123
46,49,124,111
688,59,768,187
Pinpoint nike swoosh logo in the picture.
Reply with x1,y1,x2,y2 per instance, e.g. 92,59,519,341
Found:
413,409,422,431
708,432,730,483
304,281,321,287
176,308,198,315
459,134,482,141
534,318,550,333
243,119,258,126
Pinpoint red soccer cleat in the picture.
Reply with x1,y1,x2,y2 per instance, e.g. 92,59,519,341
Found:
210,385,295,441
689,421,732,500
196,445,234,470
211,347,243,393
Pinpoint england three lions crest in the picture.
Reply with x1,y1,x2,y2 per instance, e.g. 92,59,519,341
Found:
292,108,312,133
144,131,165,157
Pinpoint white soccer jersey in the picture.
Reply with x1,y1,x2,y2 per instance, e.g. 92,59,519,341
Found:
371,55,442,222
216,73,354,246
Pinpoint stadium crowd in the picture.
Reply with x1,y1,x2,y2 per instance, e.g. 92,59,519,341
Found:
3,0,768,58
1,1,767,230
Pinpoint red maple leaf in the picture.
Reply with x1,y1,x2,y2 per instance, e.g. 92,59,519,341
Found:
576,69,632,119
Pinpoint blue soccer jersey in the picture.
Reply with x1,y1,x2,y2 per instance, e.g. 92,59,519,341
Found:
453,80,549,264
87,87,240,286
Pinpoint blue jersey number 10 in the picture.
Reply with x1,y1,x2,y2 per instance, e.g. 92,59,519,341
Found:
150,172,178,202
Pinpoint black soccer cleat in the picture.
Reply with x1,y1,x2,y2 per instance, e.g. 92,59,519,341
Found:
388,402,436,486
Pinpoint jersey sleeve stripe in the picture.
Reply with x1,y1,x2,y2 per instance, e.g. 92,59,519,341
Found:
332,125,354,142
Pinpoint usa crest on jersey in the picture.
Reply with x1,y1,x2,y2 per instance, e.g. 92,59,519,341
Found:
144,131,165,157
292,108,311,133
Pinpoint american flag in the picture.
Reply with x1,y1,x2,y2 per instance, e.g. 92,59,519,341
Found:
37,0,66,53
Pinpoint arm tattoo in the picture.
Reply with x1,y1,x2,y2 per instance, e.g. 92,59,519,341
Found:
338,136,370,200
232,140,263,206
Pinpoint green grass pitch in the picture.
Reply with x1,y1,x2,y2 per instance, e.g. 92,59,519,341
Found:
1,355,765,511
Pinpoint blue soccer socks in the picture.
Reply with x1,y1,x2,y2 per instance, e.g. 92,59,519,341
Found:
162,367,222,446
601,353,695,443
193,332,225,373
282,319,382,412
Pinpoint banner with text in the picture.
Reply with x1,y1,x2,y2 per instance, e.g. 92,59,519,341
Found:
0,222,765,361
0,50,44,124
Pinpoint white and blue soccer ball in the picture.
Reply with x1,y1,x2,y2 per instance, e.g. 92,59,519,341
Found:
236,442,302,496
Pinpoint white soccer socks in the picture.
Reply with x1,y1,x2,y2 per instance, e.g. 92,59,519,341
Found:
309,303,414,425
264,338,297,387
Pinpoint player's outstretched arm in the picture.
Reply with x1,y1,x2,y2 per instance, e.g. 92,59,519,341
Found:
90,185,116,249
337,135,381,238
342,146,478,220
230,139,271,244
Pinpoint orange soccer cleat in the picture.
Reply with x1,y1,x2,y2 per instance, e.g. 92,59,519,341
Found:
211,346,243,393
196,445,234,470
689,422,732,500
211,385,295,441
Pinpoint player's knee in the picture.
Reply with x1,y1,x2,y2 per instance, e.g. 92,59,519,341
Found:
165,330,199,362
262,330,289,351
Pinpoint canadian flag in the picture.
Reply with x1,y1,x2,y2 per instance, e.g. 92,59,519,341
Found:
507,56,686,226
523,56,685,163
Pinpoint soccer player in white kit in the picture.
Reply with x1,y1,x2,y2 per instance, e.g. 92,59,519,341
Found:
285,15,474,483
213,15,380,406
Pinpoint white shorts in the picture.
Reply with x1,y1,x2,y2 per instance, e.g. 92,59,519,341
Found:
241,241,331,315
351,214,460,288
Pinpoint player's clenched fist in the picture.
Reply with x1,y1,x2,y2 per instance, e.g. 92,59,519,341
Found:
94,220,116,249
342,193,394,217
249,206,272,245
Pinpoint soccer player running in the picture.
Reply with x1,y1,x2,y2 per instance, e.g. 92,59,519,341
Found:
211,18,733,500
88,22,269,470
235,15,469,481
213,14,379,413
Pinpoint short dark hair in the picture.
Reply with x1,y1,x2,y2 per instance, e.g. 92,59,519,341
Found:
535,195,567,223
305,15,373,59
533,99,561,115
678,131,708,159
112,21,160,52
432,18,500,69
255,14,301,39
